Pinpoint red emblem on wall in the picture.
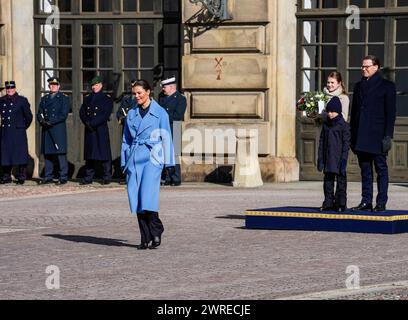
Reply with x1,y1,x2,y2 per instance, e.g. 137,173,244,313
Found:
215,57,224,80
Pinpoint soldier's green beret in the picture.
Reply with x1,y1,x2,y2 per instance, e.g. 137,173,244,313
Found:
91,76,102,86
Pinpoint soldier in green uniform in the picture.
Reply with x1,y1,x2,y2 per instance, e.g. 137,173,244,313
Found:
79,76,113,185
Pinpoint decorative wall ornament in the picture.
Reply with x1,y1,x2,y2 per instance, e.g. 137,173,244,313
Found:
189,0,232,21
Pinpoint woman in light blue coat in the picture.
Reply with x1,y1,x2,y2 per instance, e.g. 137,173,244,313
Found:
121,80,175,250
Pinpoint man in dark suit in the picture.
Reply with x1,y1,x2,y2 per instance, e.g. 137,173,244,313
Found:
79,76,113,185
0,81,33,184
158,76,186,186
37,77,70,185
350,55,397,212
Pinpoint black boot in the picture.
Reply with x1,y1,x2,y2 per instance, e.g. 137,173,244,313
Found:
149,236,161,249
137,243,149,250
373,204,386,212
319,203,334,211
335,205,347,212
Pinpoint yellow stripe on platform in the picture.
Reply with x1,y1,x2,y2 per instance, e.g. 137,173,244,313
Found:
245,211,408,222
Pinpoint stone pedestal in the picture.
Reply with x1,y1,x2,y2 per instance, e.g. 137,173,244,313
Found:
232,132,263,188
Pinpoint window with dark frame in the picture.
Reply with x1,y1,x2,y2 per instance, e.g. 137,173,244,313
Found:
38,23,73,111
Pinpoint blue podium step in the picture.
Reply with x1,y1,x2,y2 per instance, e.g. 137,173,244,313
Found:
245,207,408,234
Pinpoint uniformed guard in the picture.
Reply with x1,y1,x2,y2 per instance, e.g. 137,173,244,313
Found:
116,80,137,184
37,77,70,185
79,76,113,185
159,76,187,186
0,81,33,184
117,80,137,127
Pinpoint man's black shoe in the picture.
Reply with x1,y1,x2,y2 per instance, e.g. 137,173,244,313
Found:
137,243,149,250
38,179,54,185
56,180,68,185
80,180,92,185
161,181,171,186
119,180,127,185
373,204,386,212
352,203,373,211
149,236,161,249
101,180,111,185
170,181,181,186
15,180,25,185
0,179,12,185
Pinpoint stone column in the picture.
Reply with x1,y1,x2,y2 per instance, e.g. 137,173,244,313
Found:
0,0,12,86
11,0,39,177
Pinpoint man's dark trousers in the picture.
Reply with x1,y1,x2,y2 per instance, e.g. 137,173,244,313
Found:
170,122,182,184
44,154,68,181
357,152,388,206
323,172,347,207
162,122,181,185
84,160,112,182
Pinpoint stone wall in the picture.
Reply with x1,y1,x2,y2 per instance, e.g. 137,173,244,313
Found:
0,0,38,177
181,0,299,182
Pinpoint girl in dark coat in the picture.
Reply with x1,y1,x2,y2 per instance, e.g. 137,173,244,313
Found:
317,96,351,212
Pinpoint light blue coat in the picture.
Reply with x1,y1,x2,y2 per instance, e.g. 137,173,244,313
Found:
121,99,175,215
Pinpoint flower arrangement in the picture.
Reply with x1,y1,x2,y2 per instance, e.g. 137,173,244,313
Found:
296,91,329,119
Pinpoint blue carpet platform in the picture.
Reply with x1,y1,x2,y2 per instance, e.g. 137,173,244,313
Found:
245,207,408,234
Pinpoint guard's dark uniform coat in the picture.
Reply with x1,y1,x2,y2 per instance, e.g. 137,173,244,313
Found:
350,72,397,155
158,91,187,128
0,93,33,165
37,92,70,154
158,91,186,185
79,91,113,161
116,95,136,125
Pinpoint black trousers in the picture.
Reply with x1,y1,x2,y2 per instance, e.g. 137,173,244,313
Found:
357,152,388,206
162,165,181,184
137,211,164,244
84,159,112,182
323,172,347,207
1,165,27,182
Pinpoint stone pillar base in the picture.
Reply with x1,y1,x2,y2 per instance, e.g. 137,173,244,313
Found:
180,156,299,183
259,156,300,183
232,133,263,188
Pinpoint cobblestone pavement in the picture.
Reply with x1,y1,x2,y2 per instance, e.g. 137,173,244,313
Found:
1,181,408,300
0,180,122,201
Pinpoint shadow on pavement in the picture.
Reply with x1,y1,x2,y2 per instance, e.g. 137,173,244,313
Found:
394,184,408,188
215,215,245,220
43,234,139,248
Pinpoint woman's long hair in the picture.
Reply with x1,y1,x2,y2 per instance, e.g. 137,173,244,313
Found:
327,71,348,95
